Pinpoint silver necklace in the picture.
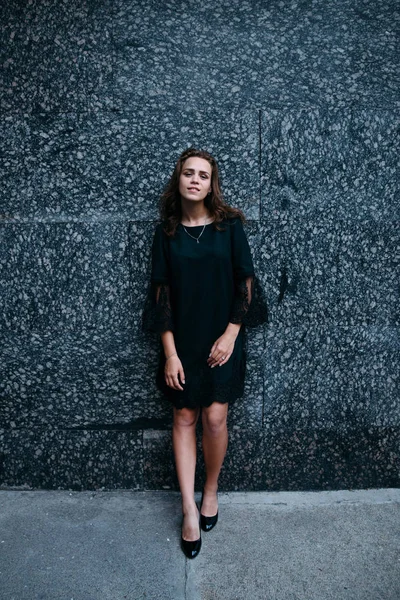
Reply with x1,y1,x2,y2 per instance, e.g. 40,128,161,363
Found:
182,216,210,243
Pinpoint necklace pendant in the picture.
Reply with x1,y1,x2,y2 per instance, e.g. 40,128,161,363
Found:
197,239,200,243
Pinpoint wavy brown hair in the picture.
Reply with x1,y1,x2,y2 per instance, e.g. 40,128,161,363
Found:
159,147,246,236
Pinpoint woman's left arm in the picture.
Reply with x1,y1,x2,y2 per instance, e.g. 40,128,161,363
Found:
208,218,256,368
207,274,254,368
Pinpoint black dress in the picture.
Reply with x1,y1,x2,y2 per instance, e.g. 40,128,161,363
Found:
142,216,268,409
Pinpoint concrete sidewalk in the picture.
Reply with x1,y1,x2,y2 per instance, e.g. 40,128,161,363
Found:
0,489,399,600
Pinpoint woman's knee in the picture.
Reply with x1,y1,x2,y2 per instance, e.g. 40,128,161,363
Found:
173,407,199,429
202,404,228,436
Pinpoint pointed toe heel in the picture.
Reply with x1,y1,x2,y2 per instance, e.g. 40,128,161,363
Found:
200,490,219,532
180,535,202,559
181,507,202,559
200,511,218,532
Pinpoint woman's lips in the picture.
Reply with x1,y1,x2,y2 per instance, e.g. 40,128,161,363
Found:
188,188,200,192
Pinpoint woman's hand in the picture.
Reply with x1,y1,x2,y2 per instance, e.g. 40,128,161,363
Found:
164,355,186,391
207,332,237,368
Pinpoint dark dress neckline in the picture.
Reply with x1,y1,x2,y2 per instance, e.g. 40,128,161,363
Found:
179,221,215,228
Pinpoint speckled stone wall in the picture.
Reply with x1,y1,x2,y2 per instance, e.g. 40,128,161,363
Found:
1,0,399,491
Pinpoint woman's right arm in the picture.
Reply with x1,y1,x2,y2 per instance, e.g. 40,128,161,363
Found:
160,330,185,391
160,330,178,361
142,224,185,391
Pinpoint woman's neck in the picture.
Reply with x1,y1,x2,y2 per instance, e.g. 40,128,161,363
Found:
180,203,212,226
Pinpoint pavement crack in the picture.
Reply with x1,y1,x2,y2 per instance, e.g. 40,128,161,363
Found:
184,559,201,600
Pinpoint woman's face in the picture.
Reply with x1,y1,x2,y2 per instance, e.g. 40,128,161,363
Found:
178,157,212,203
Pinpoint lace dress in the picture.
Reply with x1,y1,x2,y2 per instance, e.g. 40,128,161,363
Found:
142,217,268,409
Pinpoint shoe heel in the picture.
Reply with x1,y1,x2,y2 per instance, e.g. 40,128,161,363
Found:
200,489,219,532
181,507,202,559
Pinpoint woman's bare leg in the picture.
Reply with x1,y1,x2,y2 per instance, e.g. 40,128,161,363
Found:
172,406,201,541
201,402,228,516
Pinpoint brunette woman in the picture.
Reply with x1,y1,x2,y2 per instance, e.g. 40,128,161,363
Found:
143,147,267,558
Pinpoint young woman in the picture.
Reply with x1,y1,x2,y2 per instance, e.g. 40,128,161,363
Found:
142,147,267,558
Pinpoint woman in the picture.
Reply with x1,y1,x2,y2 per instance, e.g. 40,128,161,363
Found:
142,147,267,559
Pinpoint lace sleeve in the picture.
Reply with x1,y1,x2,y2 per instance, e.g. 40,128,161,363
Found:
229,217,268,328
142,280,175,333
141,223,175,333
229,274,268,328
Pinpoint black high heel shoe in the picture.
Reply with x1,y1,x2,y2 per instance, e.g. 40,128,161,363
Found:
181,506,202,559
200,490,219,532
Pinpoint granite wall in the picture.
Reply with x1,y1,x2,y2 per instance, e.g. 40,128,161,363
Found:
0,0,399,491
